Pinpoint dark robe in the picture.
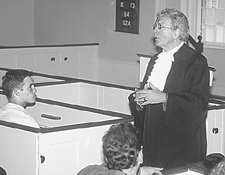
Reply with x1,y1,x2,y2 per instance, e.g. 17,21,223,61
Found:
131,44,210,169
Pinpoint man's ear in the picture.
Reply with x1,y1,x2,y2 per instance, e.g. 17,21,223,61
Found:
173,29,181,40
13,88,20,96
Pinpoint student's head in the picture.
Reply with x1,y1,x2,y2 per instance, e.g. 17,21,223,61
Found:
2,69,37,107
102,122,142,172
203,153,225,175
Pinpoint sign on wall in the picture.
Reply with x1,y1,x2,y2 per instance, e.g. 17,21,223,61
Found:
115,0,140,34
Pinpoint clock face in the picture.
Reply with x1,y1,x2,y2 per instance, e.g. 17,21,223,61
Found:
115,0,140,34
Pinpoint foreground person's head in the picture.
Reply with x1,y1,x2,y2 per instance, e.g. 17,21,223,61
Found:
203,153,225,175
102,122,142,174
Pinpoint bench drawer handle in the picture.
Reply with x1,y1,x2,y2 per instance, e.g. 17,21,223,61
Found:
212,127,219,134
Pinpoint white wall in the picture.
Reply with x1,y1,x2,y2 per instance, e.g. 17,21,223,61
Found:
0,0,34,46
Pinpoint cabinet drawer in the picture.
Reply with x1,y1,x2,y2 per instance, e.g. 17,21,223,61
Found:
37,52,61,66
61,51,80,68
17,53,36,68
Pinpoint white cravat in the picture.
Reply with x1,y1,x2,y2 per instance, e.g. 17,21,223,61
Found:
147,42,184,91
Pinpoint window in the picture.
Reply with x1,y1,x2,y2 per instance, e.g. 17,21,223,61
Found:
180,0,225,48
201,0,225,46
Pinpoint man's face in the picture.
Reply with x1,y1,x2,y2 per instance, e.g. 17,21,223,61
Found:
153,16,176,51
18,76,37,105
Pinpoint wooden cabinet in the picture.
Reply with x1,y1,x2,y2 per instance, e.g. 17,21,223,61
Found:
38,125,111,175
0,120,122,175
0,44,99,81
0,123,38,175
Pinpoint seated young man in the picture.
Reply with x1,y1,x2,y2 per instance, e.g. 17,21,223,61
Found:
77,122,162,175
0,69,39,128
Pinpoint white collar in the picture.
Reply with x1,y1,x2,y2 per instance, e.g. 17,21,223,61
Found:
161,42,184,57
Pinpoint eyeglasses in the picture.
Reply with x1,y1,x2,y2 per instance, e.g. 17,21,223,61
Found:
152,23,175,31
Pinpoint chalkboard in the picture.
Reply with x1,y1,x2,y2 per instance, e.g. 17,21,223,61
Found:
115,0,140,34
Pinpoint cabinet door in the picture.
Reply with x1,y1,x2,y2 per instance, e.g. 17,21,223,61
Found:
60,46,98,81
0,125,38,175
214,109,225,154
0,48,37,71
17,52,37,70
36,49,61,75
0,53,17,68
38,125,111,175
79,47,98,81
206,109,225,155
60,48,80,78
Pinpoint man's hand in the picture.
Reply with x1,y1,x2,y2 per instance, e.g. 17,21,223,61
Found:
140,166,163,175
134,83,167,105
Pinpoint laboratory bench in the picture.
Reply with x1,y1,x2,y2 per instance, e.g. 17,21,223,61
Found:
0,68,225,175
0,70,134,175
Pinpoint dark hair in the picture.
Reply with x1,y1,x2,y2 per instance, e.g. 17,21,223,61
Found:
156,8,189,42
203,153,225,175
210,160,225,175
2,69,33,99
102,122,141,171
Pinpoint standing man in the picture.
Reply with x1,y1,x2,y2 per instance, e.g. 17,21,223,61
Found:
133,8,209,169
0,69,39,128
